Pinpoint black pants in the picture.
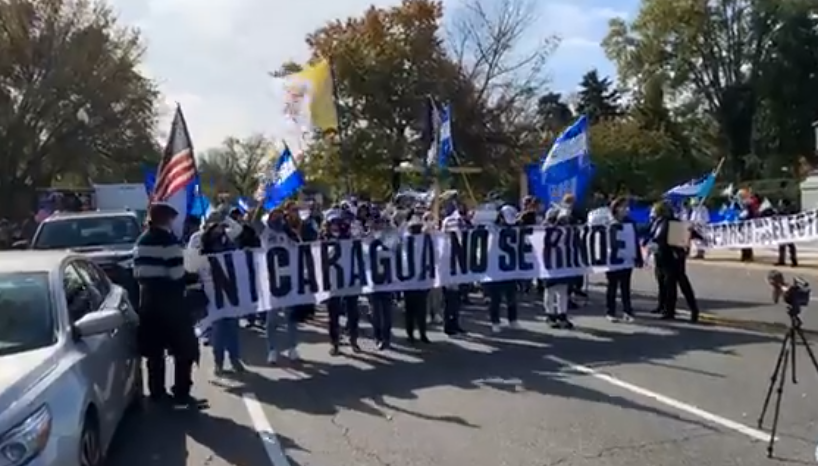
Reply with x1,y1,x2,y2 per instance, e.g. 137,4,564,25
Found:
487,281,518,324
443,288,462,334
404,290,428,338
777,243,797,266
147,356,193,398
657,258,700,321
139,313,196,398
605,269,633,317
740,248,754,262
327,297,359,345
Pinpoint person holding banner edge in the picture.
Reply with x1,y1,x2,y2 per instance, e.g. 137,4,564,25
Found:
322,209,362,355
486,204,521,332
605,197,642,322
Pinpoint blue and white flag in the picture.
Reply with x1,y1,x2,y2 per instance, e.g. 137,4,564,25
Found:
664,171,716,198
538,115,592,205
263,145,305,210
438,103,453,168
236,197,251,214
426,99,453,169
540,115,589,183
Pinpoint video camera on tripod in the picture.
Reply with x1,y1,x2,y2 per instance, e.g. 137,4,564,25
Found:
767,270,811,319
759,270,818,457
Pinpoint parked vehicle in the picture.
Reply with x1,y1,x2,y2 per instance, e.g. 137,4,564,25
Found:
0,251,141,466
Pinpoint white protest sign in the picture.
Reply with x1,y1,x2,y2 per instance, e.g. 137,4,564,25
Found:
703,210,818,249
198,224,638,323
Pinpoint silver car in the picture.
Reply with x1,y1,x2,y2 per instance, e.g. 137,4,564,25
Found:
0,251,141,466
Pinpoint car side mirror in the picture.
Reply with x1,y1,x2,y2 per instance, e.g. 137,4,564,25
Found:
11,240,28,250
74,309,125,338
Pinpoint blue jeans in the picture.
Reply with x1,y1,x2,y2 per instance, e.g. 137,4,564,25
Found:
369,293,393,344
266,308,299,353
211,317,241,368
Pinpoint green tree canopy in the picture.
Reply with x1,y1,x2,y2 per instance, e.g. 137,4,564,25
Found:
0,0,159,217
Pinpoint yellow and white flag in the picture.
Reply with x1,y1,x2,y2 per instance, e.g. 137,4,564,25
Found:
282,58,338,133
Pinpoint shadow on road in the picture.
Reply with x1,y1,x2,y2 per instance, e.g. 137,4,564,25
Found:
105,402,308,466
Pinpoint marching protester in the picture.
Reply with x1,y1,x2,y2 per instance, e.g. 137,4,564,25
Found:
368,213,396,349
134,202,200,405
283,200,319,322
605,197,642,322
403,213,430,343
200,212,245,374
541,207,575,329
423,211,444,325
260,208,302,363
322,209,362,355
645,201,701,322
441,208,466,335
486,204,520,332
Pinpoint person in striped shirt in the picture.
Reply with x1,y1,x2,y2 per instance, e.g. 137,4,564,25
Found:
134,202,200,406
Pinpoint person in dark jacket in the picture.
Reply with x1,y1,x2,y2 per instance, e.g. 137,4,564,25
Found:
776,198,798,267
321,211,361,355
368,214,396,349
605,198,643,322
403,216,430,343
646,201,701,322
200,219,245,374
486,205,520,332
134,202,200,405
282,201,319,322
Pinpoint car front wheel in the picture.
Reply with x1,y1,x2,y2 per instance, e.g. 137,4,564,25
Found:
79,415,103,466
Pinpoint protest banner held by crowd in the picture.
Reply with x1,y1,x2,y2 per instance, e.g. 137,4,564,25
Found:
199,224,638,322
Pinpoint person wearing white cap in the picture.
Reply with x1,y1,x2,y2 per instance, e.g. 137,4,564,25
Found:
134,202,201,406
440,209,465,336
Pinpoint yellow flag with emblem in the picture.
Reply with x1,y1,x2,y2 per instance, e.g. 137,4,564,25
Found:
282,58,339,132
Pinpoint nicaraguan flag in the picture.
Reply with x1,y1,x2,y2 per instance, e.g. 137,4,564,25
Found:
264,145,305,210
438,103,452,169
236,197,251,214
540,115,589,184
664,171,716,198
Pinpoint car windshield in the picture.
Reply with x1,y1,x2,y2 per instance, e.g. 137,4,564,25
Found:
32,215,141,249
0,272,55,356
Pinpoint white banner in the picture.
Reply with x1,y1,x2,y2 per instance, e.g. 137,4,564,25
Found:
703,210,818,249
198,224,637,322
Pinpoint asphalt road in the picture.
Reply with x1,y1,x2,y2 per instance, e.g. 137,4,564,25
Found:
106,266,818,466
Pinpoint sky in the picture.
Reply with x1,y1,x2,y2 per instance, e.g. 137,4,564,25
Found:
109,0,638,152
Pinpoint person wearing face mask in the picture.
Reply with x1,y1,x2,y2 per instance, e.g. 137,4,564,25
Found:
368,214,397,349
541,208,574,329
260,208,302,363
440,208,466,336
199,214,245,376
403,214,430,343
604,198,642,322
486,204,521,333
134,203,201,406
322,210,361,355
283,201,319,322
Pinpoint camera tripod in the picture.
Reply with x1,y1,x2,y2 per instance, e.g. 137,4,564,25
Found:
757,313,818,457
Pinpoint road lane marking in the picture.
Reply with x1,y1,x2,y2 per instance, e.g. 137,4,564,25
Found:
546,355,774,442
242,392,292,466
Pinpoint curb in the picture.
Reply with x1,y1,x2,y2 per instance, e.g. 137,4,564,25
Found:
681,310,818,337
690,258,818,275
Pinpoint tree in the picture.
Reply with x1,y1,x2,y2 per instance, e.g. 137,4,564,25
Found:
276,0,460,195
575,70,620,123
0,0,159,217
602,0,803,179
448,0,558,187
198,134,272,198
536,92,574,134
754,6,818,177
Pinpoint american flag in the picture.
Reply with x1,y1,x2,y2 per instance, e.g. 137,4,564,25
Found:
152,105,196,202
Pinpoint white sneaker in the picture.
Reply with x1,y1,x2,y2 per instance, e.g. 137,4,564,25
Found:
491,324,502,333
266,350,278,364
286,348,300,361
623,314,635,323
606,315,620,323
508,321,521,330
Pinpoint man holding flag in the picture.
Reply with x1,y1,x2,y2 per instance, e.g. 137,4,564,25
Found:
135,105,203,407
